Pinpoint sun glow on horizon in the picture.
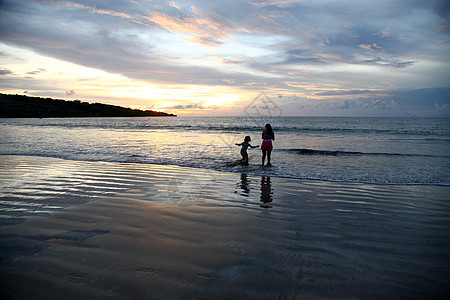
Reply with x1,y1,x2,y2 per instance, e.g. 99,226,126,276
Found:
0,43,255,115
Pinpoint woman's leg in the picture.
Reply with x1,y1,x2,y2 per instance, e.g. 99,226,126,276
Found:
267,151,271,166
262,150,267,166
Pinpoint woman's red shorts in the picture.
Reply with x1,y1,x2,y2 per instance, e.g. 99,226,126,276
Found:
261,141,273,151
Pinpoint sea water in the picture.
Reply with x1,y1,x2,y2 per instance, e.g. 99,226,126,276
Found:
1,116,449,185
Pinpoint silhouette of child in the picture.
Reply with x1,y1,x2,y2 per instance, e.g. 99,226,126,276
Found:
236,136,259,165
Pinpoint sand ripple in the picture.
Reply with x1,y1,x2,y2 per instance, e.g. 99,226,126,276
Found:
1,155,449,299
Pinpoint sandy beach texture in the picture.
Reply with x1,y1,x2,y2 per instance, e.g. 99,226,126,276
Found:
1,155,449,299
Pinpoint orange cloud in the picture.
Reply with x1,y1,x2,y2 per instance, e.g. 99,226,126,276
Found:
436,24,449,32
144,11,234,46
169,1,180,10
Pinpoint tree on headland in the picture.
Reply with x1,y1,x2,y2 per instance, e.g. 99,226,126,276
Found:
0,93,176,118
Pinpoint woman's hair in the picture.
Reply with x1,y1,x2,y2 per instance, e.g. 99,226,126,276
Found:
244,136,251,142
265,124,274,139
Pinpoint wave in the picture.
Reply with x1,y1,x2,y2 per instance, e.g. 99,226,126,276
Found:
282,148,449,158
9,119,449,138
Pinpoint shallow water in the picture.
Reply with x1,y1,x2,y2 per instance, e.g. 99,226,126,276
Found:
1,155,449,298
1,117,449,184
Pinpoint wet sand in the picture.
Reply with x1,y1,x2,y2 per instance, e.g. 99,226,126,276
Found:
1,155,449,299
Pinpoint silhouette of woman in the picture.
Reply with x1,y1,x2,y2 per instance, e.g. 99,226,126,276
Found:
261,124,275,166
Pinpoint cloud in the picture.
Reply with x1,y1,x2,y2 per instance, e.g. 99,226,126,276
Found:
143,9,235,47
315,89,376,96
358,43,382,50
169,2,180,10
0,0,449,116
37,0,134,20
170,104,204,110
1,0,446,84
252,1,296,8
294,86,450,116
356,98,370,109
371,99,399,110
330,100,351,110
0,68,12,75
26,68,46,75
389,87,450,107
435,103,449,110
168,103,220,110
361,57,416,68
66,89,76,95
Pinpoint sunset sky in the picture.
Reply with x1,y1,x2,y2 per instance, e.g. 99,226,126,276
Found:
1,0,449,116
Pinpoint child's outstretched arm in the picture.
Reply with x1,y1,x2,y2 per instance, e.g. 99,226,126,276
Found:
250,144,259,148
235,142,243,146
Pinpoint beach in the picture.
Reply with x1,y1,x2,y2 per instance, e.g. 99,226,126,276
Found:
2,0,450,297
1,155,449,299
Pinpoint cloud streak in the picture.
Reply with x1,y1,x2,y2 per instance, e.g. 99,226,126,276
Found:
36,0,134,19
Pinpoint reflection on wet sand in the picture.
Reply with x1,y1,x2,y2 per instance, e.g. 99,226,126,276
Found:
260,176,273,208
2,157,450,299
236,174,274,208
237,173,251,197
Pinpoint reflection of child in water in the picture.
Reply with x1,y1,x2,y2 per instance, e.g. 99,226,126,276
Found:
235,136,259,165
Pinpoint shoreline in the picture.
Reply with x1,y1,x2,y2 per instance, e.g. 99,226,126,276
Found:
2,153,448,187
1,155,449,299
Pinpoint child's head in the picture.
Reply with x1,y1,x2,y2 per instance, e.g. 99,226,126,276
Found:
244,136,251,142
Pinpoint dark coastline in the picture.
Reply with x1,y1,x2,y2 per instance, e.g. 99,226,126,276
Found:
0,94,176,118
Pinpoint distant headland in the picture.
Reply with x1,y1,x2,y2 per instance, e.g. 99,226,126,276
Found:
0,93,176,118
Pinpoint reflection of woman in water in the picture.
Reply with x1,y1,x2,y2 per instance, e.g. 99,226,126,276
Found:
261,124,275,166
260,176,273,206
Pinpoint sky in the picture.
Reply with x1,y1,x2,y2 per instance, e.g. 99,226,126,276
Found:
0,0,449,116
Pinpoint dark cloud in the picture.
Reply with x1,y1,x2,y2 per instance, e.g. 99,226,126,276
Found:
316,90,375,96
312,87,450,115
371,99,398,110
26,68,46,75
66,90,76,95
281,49,326,65
170,104,204,110
330,100,351,110
0,68,12,75
389,87,450,107
410,0,450,19
2,0,446,80
361,57,416,68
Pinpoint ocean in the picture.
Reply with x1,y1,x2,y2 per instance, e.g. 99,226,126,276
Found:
1,116,449,185
1,117,450,298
